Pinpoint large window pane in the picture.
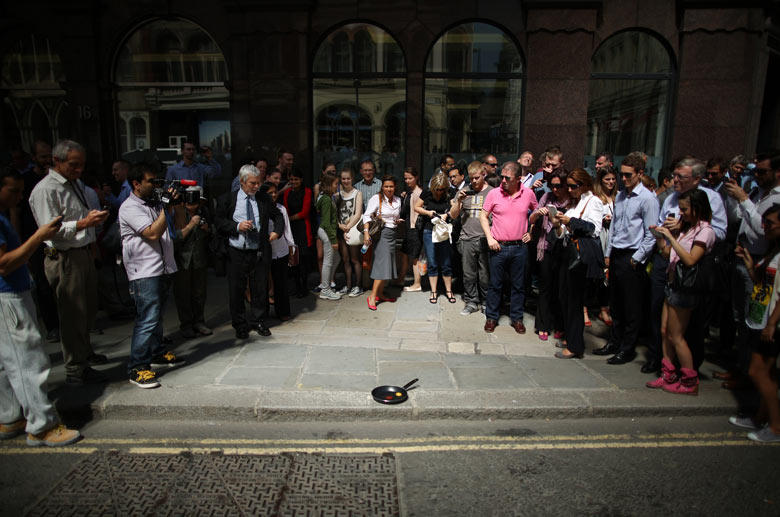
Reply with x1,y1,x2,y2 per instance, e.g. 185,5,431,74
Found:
424,78,522,180
426,22,522,74
585,78,668,174
313,23,404,74
313,78,406,177
592,31,672,75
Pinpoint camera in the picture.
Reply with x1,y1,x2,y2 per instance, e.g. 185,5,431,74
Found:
150,178,197,206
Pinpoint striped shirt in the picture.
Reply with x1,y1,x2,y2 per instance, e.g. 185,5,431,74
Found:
355,178,381,211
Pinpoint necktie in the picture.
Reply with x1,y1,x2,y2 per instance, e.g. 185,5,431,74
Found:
246,196,258,249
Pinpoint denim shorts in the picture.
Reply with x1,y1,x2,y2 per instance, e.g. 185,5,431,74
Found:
664,283,698,309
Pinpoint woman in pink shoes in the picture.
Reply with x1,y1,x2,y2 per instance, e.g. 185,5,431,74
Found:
647,189,715,395
362,175,402,310
529,170,570,341
731,203,780,442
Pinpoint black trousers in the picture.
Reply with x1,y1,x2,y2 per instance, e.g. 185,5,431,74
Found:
535,246,563,334
29,246,59,332
559,261,587,355
227,247,268,331
270,256,291,319
609,249,647,354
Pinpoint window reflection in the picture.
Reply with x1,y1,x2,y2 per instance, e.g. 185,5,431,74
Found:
585,30,673,176
424,23,523,181
313,24,406,178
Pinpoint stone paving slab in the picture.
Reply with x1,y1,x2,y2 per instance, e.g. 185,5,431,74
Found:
218,367,299,388
303,346,375,374
450,366,536,390
517,357,612,389
378,362,454,390
236,343,308,368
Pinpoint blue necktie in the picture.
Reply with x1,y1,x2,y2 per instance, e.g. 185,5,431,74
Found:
246,196,258,249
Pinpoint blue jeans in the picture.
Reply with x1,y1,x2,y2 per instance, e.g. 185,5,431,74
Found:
422,229,452,277
486,244,527,322
128,274,173,373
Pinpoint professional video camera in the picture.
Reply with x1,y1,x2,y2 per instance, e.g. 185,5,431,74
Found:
150,178,197,206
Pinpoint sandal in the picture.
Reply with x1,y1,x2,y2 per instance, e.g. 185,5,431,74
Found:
538,331,549,341
446,291,456,304
429,292,438,304
598,309,613,327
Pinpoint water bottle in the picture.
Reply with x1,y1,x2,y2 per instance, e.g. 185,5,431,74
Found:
361,242,369,254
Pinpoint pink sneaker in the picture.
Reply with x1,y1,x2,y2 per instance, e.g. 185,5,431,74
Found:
661,367,699,396
646,358,677,389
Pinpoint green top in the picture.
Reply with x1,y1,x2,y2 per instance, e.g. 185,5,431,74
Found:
316,193,338,243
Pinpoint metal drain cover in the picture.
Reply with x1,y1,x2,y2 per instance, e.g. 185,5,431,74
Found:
29,452,399,516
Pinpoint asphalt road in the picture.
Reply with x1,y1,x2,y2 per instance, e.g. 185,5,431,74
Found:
2,417,777,516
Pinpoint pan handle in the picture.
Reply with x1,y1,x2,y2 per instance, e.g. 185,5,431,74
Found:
402,378,419,390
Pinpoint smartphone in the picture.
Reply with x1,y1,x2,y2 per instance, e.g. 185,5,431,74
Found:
546,205,557,218
650,227,665,239
463,190,476,196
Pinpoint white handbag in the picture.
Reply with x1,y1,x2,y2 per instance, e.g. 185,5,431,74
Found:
431,216,452,243
345,224,364,246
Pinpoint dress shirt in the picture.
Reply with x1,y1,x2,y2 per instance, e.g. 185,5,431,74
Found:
107,180,132,209
28,169,95,250
606,182,660,263
657,185,727,241
729,184,780,255
362,193,401,228
166,159,222,186
119,193,177,282
269,203,294,259
229,189,261,250
561,191,603,238
355,178,382,211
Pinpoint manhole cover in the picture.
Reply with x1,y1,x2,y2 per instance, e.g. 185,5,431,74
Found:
28,452,399,516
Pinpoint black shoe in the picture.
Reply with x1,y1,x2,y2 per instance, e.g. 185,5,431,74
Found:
87,353,108,365
592,341,620,356
641,359,660,374
606,350,637,365
45,328,60,343
235,329,250,339
150,351,184,368
66,366,108,384
254,324,272,337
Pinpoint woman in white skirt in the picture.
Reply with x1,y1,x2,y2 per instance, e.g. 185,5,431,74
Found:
362,175,402,310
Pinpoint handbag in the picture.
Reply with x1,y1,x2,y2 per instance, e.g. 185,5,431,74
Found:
431,216,452,243
345,224,363,246
367,195,385,237
564,197,593,270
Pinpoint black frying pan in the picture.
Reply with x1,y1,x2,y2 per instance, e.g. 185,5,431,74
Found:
371,378,419,404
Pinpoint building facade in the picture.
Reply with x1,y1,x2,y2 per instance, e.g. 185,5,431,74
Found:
1,0,778,186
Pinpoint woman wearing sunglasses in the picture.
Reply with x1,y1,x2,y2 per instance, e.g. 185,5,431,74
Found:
551,169,605,359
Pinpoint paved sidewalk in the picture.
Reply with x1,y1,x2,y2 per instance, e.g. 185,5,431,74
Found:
47,273,743,421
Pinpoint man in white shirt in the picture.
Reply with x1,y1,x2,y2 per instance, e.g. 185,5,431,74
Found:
28,140,109,385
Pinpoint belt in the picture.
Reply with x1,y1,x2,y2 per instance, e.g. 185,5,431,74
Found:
498,240,525,246
611,248,637,255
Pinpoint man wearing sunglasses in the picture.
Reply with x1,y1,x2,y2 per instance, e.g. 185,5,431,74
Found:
718,152,780,388
479,162,538,333
594,154,658,366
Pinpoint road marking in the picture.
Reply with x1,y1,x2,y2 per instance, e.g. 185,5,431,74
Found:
1,433,774,455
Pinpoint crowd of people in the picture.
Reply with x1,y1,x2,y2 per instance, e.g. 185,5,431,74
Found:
1,138,779,446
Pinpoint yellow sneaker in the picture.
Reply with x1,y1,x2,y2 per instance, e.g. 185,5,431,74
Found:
27,424,81,447
0,419,26,439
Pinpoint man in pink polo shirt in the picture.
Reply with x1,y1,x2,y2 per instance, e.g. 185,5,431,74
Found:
479,162,538,333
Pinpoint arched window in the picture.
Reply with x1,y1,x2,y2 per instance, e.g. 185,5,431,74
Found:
0,35,69,150
585,30,674,177
424,22,524,181
114,18,231,173
312,23,406,177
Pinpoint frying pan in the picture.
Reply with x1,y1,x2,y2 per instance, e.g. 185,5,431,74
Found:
371,378,419,404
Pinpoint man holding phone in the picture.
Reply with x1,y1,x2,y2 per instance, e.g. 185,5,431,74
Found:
593,154,658,366
451,161,493,315
29,140,110,385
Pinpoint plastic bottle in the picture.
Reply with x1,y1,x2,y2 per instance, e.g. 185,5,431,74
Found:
361,243,369,254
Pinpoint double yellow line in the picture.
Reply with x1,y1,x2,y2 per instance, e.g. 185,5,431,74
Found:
0,432,771,455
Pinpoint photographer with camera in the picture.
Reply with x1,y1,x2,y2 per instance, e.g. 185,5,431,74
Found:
173,186,213,339
119,163,186,389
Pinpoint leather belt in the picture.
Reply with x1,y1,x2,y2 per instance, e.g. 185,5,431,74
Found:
498,240,525,246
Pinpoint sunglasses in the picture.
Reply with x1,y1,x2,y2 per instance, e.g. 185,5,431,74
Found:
500,175,515,182
550,183,563,189
567,182,582,189
483,162,498,167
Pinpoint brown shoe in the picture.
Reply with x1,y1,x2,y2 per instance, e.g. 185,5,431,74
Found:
26,424,81,447
721,379,752,391
510,321,526,334
0,419,26,439
484,319,498,333
713,370,736,381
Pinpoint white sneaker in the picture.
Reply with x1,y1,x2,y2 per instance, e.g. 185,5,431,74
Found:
338,286,350,295
330,281,336,288
747,426,780,443
729,415,761,430
319,288,342,300
348,286,363,297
